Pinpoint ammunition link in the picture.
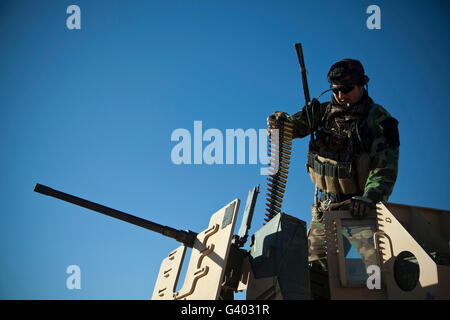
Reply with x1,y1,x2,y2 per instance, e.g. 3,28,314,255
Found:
265,120,294,223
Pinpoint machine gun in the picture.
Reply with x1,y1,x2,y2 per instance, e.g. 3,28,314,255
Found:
34,183,310,300
34,184,197,247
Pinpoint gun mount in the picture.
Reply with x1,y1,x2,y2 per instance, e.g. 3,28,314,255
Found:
34,183,311,300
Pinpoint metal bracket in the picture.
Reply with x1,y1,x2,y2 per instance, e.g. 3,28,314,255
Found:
234,185,259,247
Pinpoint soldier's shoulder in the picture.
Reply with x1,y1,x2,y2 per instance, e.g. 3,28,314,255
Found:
368,103,393,120
366,102,400,147
366,102,398,130
320,100,332,112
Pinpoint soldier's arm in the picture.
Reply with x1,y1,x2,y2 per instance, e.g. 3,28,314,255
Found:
363,106,400,203
287,101,328,139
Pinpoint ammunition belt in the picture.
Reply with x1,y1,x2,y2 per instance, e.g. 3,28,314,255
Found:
306,152,352,179
308,145,352,162
265,120,294,222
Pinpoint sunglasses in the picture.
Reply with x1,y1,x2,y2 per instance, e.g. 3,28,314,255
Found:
331,85,355,95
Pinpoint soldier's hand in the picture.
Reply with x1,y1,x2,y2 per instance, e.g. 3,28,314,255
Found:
267,111,288,136
350,196,376,219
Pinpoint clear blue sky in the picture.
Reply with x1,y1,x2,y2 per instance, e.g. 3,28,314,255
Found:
1,0,449,299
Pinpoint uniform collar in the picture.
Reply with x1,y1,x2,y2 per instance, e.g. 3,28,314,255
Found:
330,90,372,116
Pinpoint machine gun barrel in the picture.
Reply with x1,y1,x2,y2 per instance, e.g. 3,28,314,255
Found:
34,183,197,248
294,43,311,104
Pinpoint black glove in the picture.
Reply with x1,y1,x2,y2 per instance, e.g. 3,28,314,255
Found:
267,111,288,135
350,196,376,218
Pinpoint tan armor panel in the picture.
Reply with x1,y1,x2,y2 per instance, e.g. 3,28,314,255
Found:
323,203,450,300
152,199,240,300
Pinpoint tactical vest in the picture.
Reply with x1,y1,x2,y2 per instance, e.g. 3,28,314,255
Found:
306,97,376,197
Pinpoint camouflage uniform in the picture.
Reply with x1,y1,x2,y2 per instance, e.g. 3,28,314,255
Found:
287,90,400,269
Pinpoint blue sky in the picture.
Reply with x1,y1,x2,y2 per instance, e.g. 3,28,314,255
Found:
1,0,449,299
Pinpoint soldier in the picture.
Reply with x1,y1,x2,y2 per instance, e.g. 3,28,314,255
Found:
267,59,400,272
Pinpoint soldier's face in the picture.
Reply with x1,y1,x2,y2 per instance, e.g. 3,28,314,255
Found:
331,84,363,106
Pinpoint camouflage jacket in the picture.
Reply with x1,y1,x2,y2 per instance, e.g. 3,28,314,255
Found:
287,92,399,203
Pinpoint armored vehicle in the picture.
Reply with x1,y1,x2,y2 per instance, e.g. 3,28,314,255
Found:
34,183,450,300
